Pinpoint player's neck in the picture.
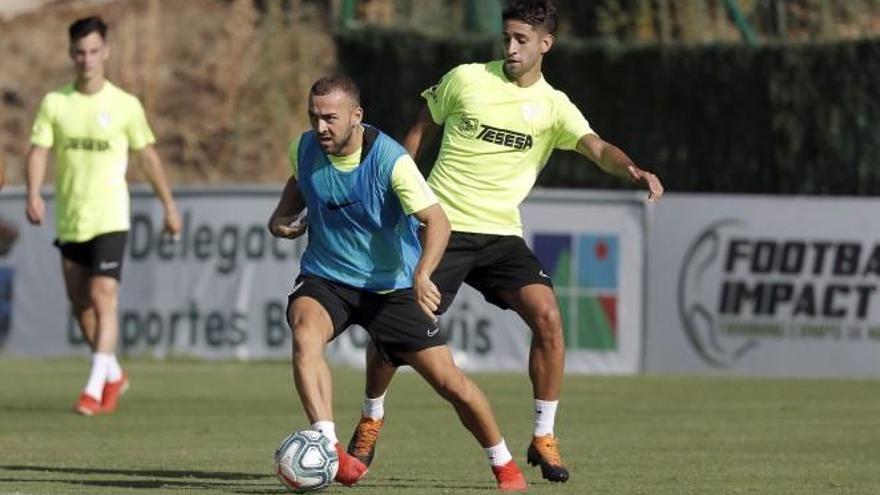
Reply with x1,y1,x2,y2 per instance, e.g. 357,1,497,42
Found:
74,76,106,95
335,124,364,157
505,65,543,88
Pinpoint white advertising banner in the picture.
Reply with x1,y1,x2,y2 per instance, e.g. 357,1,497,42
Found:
1,187,305,360
0,187,644,374
646,194,880,377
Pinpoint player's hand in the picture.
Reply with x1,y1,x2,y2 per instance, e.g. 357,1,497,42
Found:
628,165,664,202
413,271,440,321
270,213,308,239
26,194,44,225
163,203,183,239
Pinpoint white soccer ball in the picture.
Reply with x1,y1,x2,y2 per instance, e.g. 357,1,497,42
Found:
274,430,339,493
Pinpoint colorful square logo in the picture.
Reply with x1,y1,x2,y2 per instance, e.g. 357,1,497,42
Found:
533,233,619,351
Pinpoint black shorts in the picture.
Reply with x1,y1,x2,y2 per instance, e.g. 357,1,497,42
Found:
55,231,128,281
287,275,445,366
433,232,552,312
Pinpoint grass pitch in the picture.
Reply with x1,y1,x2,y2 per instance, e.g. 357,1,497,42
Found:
1,359,879,494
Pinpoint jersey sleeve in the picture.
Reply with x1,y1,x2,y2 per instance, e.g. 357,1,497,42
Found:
30,95,54,148
126,97,156,150
553,94,596,151
421,65,467,125
288,138,300,179
390,154,437,215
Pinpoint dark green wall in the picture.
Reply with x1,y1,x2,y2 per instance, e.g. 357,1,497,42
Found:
335,30,880,195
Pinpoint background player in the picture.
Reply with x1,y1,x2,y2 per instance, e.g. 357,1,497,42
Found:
25,15,181,415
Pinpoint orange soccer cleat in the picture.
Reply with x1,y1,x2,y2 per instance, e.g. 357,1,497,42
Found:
346,415,384,467
527,434,569,482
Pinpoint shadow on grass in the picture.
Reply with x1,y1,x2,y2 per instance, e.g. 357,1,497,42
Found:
356,481,495,491
0,464,269,480
0,467,497,493
230,480,496,495
0,477,281,492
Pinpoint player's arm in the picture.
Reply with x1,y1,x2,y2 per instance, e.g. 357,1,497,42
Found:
137,145,183,236
412,203,449,319
576,133,664,202
392,154,448,317
268,175,307,239
25,145,50,225
407,65,462,162
27,93,56,223
403,105,441,162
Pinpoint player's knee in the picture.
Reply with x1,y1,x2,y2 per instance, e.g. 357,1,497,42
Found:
89,282,118,310
434,372,473,404
365,342,388,368
291,326,326,359
69,294,91,314
531,306,563,346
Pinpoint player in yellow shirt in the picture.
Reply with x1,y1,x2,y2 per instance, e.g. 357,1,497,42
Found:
25,16,181,416
347,0,664,483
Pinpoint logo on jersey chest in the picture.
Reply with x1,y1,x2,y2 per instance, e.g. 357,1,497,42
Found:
458,115,480,137
457,114,534,150
64,137,110,152
521,103,541,122
96,112,112,128
475,125,533,150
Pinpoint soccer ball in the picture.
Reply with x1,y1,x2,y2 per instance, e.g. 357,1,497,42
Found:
274,430,339,492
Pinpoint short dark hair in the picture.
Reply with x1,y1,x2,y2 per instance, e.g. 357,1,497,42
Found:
69,16,108,43
502,0,557,35
310,75,361,106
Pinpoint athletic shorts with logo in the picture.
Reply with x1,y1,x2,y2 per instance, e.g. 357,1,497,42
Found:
55,231,128,281
287,275,444,366
432,231,553,313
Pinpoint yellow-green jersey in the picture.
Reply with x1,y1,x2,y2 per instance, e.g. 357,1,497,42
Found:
30,81,155,242
423,60,595,237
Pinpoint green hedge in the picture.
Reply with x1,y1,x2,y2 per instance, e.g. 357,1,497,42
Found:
335,30,880,194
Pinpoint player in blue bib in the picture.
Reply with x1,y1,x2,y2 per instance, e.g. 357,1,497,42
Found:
268,75,527,491
295,124,422,291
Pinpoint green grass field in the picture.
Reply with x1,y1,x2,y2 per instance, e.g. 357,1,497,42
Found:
1,359,879,494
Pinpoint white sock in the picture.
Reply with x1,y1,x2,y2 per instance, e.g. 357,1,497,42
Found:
105,353,123,382
362,393,386,420
84,353,110,399
485,439,513,467
312,421,338,444
534,399,559,437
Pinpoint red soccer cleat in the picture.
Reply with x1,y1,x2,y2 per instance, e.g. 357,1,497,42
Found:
101,372,130,413
492,459,527,492
334,442,368,486
74,392,102,416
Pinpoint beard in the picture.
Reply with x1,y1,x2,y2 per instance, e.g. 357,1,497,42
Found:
322,122,358,156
